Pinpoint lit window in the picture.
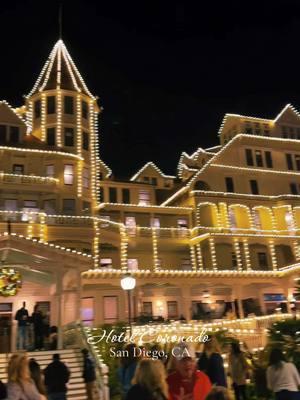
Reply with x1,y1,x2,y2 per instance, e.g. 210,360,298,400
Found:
100,259,112,268
46,165,54,178
285,211,294,232
125,216,136,236
127,259,138,271
138,190,150,205
83,168,89,188
64,165,74,185
177,218,188,228
22,200,39,221
81,297,94,326
64,127,74,147
151,217,160,228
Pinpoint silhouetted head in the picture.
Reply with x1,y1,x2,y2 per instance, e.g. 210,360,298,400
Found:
22,301,26,308
53,353,60,361
269,348,285,367
81,348,89,356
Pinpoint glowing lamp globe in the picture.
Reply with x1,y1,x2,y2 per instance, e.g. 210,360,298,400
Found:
120,275,136,291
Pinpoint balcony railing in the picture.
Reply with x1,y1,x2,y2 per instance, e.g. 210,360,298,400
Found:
0,173,58,186
125,227,190,239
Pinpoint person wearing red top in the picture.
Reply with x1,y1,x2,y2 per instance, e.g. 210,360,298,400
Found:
167,344,212,400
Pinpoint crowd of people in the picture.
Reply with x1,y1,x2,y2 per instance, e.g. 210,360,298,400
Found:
117,338,300,400
15,302,57,351
0,348,98,400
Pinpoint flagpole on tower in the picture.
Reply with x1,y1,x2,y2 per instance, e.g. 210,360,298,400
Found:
59,3,63,39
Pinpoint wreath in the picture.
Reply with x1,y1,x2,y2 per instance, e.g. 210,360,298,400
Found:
0,268,22,296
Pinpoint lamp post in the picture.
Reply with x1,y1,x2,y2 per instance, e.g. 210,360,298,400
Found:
120,275,136,336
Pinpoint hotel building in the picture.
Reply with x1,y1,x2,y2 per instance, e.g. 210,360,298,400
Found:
0,40,298,350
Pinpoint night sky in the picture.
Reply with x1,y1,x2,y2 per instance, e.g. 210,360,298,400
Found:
1,1,300,178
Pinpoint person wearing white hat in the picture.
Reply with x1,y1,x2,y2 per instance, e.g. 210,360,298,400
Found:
167,343,212,400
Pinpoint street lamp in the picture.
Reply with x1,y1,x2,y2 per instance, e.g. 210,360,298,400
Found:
120,275,136,335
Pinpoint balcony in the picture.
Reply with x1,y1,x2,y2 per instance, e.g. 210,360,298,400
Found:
0,173,58,192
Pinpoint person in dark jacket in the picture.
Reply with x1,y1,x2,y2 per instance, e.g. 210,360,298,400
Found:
32,304,45,350
198,336,227,387
44,353,70,400
82,348,98,400
15,301,29,350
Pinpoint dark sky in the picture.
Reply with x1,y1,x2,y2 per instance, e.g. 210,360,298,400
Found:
1,0,300,178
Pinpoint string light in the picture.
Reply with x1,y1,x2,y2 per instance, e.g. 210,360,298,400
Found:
130,161,176,182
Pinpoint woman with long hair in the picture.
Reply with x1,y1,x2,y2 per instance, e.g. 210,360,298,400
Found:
267,348,300,400
29,358,47,396
126,359,168,400
198,336,227,387
228,342,249,400
118,344,139,398
7,353,46,400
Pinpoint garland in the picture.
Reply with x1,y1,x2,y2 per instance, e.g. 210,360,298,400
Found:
0,268,22,296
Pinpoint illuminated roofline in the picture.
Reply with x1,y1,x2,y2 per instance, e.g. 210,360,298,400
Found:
162,132,300,206
218,103,300,137
26,39,95,99
130,161,176,181
0,146,83,160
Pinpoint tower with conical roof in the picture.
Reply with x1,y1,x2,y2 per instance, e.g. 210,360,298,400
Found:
25,39,100,212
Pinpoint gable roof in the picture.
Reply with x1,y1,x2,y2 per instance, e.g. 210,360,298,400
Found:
218,103,300,137
130,162,176,181
27,40,94,98
0,101,28,128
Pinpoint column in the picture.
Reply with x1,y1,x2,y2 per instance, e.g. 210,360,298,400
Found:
152,228,159,270
196,243,203,270
56,270,64,349
209,237,217,270
76,269,82,323
120,226,128,271
242,239,251,270
268,240,277,270
189,245,197,271
181,286,192,321
233,238,242,271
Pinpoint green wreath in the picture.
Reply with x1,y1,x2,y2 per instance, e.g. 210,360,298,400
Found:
0,268,22,296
